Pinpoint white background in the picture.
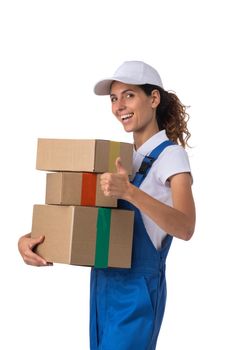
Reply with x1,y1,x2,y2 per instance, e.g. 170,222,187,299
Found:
0,0,232,349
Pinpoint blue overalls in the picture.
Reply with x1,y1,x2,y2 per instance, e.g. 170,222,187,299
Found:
90,141,174,350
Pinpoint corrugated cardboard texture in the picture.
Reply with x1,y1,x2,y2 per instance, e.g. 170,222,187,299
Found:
108,209,134,268
31,204,75,264
119,142,134,175
36,138,133,174
31,205,134,268
70,206,97,265
45,172,117,207
46,172,82,205
36,139,96,172
94,140,109,173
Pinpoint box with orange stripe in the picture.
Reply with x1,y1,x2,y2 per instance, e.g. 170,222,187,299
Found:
31,204,134,268
45,172,117,207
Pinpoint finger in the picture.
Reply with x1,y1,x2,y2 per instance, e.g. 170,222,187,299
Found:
24,249,49,266
100,173,112,183
115,157,127,175
102,182,111,196
28,235,45,250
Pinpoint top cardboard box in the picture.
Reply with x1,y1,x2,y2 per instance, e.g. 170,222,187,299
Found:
36,139,133,174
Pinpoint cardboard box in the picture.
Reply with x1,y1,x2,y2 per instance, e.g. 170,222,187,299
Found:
36,138,133,174
46,172,117,207
31,204,134,268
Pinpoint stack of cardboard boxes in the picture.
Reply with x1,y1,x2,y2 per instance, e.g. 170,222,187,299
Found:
31,138,134,268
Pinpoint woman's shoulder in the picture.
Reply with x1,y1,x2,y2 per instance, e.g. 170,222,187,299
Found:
154,144,191,184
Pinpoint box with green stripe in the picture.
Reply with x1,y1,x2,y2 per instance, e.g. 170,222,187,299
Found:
31,204,134,268
36,139,133,174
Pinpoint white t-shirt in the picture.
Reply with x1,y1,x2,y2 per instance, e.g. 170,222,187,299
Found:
132,130,191,249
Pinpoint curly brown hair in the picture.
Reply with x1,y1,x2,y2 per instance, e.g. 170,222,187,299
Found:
139,84,191,148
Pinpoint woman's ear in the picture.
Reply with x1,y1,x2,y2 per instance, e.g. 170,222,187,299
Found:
151,89,160,108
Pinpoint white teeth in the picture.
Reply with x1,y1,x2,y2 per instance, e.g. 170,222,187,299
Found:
121,113,133,121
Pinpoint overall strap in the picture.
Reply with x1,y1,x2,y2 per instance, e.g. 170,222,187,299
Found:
132,140,174,187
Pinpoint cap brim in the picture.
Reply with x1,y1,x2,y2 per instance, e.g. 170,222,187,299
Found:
94,79,114,95
94,77,147,95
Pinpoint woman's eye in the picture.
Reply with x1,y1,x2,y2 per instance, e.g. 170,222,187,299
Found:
111,97,117,103
125,93,133,99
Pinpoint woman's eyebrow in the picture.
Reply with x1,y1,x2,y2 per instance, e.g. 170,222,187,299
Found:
110,89,135,97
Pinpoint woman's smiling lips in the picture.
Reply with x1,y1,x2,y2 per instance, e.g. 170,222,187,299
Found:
119,113,134,122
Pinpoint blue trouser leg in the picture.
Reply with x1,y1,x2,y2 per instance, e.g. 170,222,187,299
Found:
90,267,168,350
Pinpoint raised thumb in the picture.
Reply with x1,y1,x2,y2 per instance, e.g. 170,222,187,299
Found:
115,157,127,175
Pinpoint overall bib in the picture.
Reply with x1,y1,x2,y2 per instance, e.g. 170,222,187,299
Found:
90,141,174,350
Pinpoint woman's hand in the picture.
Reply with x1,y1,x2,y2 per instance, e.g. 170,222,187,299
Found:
100,157,133,200
18,233,52,267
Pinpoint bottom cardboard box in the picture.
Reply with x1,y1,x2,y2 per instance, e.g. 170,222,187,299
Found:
31,204,134,268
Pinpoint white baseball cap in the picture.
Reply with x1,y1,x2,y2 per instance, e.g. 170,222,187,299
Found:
94,60,163,95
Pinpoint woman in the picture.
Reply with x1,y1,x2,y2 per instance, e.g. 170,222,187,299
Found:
90,61,195,349
18,60,195,349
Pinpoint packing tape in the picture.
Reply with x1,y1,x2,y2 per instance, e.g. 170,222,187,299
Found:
108,141,120,172
94,208,111,268
81,173,97,206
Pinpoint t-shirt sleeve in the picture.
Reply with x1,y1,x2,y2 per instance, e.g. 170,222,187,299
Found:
156,145,192,184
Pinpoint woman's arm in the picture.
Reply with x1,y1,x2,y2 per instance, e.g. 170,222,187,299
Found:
100,158,195,241
126,172,195,240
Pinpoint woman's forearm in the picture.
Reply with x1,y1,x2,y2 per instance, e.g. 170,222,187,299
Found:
124,184,195,241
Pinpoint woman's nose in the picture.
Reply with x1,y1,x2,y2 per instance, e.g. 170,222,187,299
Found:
115,97,126,111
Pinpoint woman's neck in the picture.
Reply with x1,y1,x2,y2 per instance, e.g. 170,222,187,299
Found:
133,127,160,150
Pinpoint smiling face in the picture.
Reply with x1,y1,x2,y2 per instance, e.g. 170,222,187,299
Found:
110,81,161,148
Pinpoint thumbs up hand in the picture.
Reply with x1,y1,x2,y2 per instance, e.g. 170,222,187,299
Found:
100,157,132,200
115,157,127,176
